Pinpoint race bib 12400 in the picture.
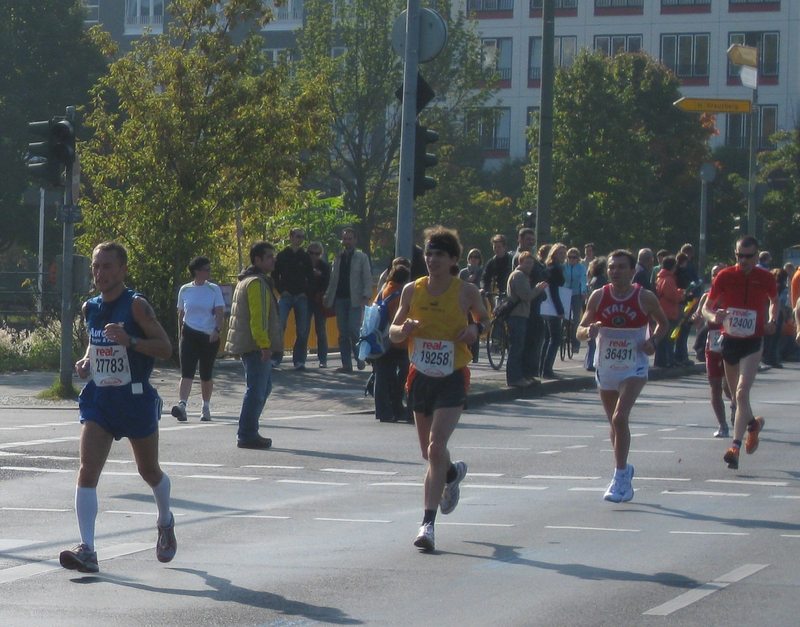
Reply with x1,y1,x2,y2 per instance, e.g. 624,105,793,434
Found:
723,308,756,338
411,338,455,378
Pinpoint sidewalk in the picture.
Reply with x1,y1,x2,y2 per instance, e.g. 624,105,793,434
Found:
0,350,703,415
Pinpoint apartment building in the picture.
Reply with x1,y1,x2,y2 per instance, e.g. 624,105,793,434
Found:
463,0,799,163
83,1,798,164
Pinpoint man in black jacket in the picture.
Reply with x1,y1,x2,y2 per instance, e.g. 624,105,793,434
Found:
273,228,314,370
481,234,513,301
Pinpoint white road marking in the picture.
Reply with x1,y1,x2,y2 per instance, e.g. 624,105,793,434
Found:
243,465,304,470
456,446,531,451
276,479,348,486
466,484,548,491
630,433,647,438
1,507,70,512
314,517,392,524
546,525,640,532
159,423,223,432
706,479,788,487
661,436,715,441
569,487,607,492
537,450,561,455
669,531,749,536
0,539,46,550
231,514,291,520
643,564,768,616
185,474,259,481
601,449,675,454
662,490,750,497
0,542,151,585
469,473,504,477
160,461,224,467
370,482,420,487
524,475,601,480
771,495,800,499
104,510,186,517
0,466,71,473
269,413,336,421
0,437,79,449
0,422,74,431
563,445,588,450
637,476,690,482
320,468,397,475
103,472,141,477
658,428,678,432
439,522,515,528
526,434,594,438
780,534,800,538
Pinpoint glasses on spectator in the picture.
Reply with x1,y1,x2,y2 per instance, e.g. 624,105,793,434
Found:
567,255,579,260
736,252,755,259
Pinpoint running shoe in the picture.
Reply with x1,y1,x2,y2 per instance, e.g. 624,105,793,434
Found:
440,461,468,515
201,406,211,422
714,425,729,438
745,417,765,454
619,464,635,503
724,446,740,469
413,523,435,552
171,403,187,422
603,475,622,503
156,513,177,563
59,543,99,573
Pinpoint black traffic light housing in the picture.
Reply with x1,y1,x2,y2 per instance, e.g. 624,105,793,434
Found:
733,215,748,235
413,123,438,198
26,117,75,187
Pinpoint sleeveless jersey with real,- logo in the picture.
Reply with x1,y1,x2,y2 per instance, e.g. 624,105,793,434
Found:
407,276,472,376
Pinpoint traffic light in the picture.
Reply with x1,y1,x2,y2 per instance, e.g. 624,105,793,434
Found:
26,117,75,187
413,123,438,198
733,215,748,235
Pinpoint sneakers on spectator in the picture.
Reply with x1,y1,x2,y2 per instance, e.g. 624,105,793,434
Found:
745,417,765,454
171,402,187,422
319,361,327,368
619,464,634,502
440,461,467,515
156,513,177,563
724,446,740,469
293,363,306,371
59,543,99,573
413,523,435,552
201,405,211,422
714,425,729,438
356,359,366,371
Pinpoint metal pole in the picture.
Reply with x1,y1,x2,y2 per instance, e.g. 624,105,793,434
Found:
747,87,758,235
59,106,76,391
37,187,45,317
699,179,708,276
395,0,421,260
536,0,555,246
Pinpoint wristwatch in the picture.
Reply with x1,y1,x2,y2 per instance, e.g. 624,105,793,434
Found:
129,336,139,349
474,321,486,335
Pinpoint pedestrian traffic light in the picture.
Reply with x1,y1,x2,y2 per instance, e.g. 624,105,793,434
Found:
413,123,438,198
26,117,75,187
732,215,748,235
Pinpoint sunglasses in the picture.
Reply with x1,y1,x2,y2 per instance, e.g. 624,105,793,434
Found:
309,251,321,256
736,253,755,259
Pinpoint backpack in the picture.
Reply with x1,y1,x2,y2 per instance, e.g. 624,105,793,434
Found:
492,295,519,320
357,290,401,361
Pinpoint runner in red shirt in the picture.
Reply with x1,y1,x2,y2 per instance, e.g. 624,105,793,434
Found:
702,236,778,470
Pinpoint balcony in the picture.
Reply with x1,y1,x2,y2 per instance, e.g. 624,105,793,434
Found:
467,0,515,19
530,0,578,17
661,0,711,14
729,0,780,12
595,0,644,17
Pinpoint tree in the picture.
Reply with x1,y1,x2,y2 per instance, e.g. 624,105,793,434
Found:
0,0,105,254
757,128,800,258
78,0,330,339
297,0,494,256
524,51,713,253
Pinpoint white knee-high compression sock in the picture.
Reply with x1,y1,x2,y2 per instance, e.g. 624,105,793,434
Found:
75,486,98,550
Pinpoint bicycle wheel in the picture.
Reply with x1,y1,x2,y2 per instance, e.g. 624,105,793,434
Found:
565,320,574,359
486,319,507,370
559,320,569,361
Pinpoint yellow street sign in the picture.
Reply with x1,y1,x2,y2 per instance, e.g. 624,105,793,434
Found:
674,97,752,114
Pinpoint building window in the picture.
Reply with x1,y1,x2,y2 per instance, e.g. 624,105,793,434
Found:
530,0,579,9
467,108,511,154
595,0,644,9
82,1,99,25
264,0,304,25
661,0,710,7
529,36,577,83
728,32,779,79
594,34,642,57
729,0,781,11
726,105,778,150
467,0,515,15
660,33,710,78
481,38,513,83
125,0,164,28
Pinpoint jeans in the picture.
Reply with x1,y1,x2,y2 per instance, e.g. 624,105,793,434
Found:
373,348,410,421
277,292,310,366
540,315,562,376
570,294,584,348
238,351,273,442
674,318,690,363
335,297,363,369
523,312,544,379
655,320,677,367
308,299,329,366
506,315,528,384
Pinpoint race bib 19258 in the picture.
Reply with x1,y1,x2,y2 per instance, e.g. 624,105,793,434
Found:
411,338,455,378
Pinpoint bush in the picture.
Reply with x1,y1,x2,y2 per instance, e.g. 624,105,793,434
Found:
0,317,84,372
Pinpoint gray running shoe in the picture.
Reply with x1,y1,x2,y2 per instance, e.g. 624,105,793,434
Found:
440,460,468,515
714,425,729,438
201,405,211,421
59,543,99,573
619,464,635,502
156,513,177,563
413,523,435,552
171,403,187,422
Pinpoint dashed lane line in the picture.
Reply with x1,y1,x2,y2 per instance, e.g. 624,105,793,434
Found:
546,525,640,532
601,449,675,454
524,475,601,480
771,495,800,499
663,490,750,497
706,479,788,487
1,507,70,513
320,468,397,475
243,464,304,470
643,564,768,616
314,517,392,524
669,531,749,536
455,446,531,451
186,474,260,481
0,466,71,473
276,479,348,486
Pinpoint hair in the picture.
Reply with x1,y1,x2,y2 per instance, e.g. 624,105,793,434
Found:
737,235,759,249
518,251,533,264
537,244,551,262
517,227,535,239
759,250,771,262
656,249,669,260
467,248,482,262
424,226,462,275
249,241,274,265
188,255,211,277
491,233,506,245
341,226,357,239
676,252,689,265
290,227,305,238
680,243,694,255
584,242,595,250
93,241,127,266
307,241,324,256
567,247,581,258
387,257,411,284
661,255,677,272
545,242,566,266
589,256,607,278
711,263,726,279
608,249,637,269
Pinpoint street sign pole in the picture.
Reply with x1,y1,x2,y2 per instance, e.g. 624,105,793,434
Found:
536,0,555,246
746,86,758,236
59,106,78,392
395,0,421,261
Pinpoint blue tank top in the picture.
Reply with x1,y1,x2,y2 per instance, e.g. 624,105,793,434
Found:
85,288,154,386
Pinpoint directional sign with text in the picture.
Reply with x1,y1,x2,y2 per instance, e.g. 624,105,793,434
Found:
674,97,752,114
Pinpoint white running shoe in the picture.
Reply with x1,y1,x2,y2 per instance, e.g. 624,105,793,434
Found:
440,461,468,515
413,523,435,551
619,464,635,502
603,475,622,503
201,405,211,421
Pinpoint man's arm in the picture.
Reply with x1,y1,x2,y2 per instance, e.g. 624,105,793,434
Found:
130,297,173,359
389,282,419,343
576,290,602,342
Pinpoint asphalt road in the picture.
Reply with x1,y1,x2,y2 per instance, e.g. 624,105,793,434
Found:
0,367,798,626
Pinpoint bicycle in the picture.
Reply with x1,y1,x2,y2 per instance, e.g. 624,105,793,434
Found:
559,318,574,361
486,316,509,370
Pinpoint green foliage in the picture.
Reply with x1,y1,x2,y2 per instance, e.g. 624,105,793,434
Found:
0,0,105,254
757,128,800,259
525,51,713,253
78,0,330,339
0,318,83,372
